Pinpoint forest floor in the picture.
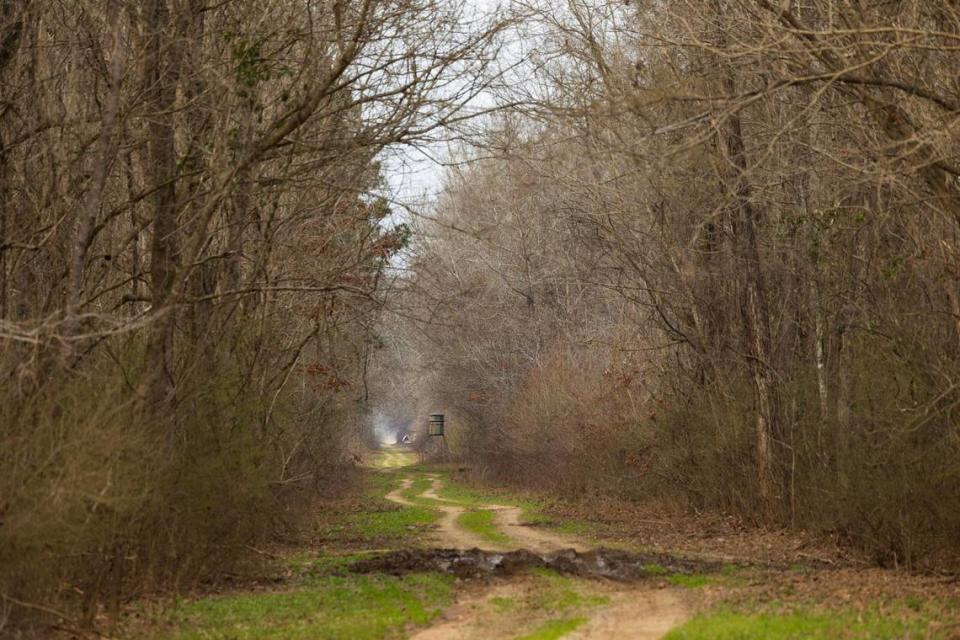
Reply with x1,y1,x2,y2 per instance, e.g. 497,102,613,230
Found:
119,447,960,639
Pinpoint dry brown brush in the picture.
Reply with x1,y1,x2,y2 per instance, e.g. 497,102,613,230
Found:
383,0,960,569
0,0,505,632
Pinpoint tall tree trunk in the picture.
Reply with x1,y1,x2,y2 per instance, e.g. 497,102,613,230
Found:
692,213,724,385
0,0,25,321
66,0,124,338
721,74,782,520
144,0,179,409
225,86,256,292
125,149,143,308
177,0,214,341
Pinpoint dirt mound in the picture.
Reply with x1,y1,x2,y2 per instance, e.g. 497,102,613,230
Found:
349,547,723,581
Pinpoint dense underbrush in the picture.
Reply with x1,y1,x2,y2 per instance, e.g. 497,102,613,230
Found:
0,335,362,634
452,337,960,570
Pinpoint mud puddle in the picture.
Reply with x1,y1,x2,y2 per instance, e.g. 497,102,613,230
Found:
350,546,724,581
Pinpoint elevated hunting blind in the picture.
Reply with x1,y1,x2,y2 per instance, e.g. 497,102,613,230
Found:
428,413,445,436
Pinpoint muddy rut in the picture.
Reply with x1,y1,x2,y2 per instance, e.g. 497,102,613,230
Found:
375,456,692,639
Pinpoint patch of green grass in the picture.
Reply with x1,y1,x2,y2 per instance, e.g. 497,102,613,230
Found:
528,568,610,612
349,503,438,541
435,477,501,506
665,607,932,639
363,472,403,499
427,473,593,540
490,595,521,613
157,572,452,640
482,574,607,638
316,483,437,546
400,474,435,504
433,474,538,513
457,508,512,546
904,594,924,612
369,455,396,469
641,563,669,575
667,573,710,588
515,616,588,640
443,478,592,534
482,572,609,639
283,551,367,575
296,552,386,578
317,472,440,545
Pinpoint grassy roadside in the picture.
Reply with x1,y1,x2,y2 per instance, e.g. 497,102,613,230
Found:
122,463,448,638
118,454,960,639
659,562,960,639
424,464,960,639
665,602,950,639
457,509,512,546
399,474,435,505
129,460,609,639
124,460,607,639
316,472,439,549
141,564,453,639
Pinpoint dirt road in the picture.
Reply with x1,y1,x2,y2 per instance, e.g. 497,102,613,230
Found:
378,451,690,639
140,449,957,639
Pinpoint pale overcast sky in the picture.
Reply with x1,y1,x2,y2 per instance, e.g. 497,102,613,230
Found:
379,0,515,211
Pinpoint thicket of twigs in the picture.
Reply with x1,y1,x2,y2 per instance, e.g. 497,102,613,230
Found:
0,0,503,632
6,0,960,631
388,0,960,570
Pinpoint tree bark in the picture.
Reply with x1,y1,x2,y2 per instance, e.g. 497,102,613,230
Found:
143,0,179,409
66,0,124,335
721,74,782,520
0,0,25,321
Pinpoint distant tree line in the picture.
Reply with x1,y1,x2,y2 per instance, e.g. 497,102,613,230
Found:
387,0,960,570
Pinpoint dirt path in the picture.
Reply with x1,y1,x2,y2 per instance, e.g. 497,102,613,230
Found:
490,503,591,554
419,473,591,554
376,449,419,469
380,457,691,639
409,580,535,640
387,476,496,550
387,472,586,553
566,589,689,639
409,581,688,640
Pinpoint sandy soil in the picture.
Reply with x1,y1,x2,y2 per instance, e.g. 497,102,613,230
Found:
409,580,538,640
567,588,690,640
408,576,689,640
